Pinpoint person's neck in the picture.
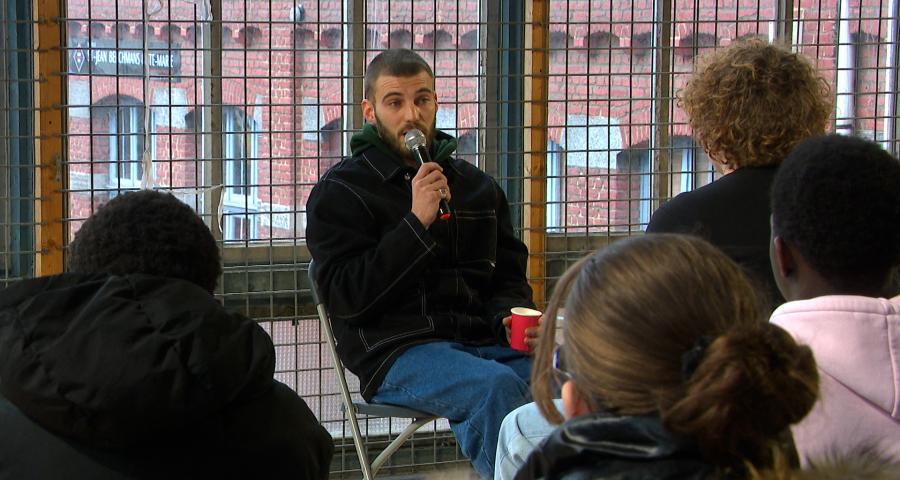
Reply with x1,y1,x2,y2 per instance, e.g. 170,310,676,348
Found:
718,163,737,175
788,273,889,301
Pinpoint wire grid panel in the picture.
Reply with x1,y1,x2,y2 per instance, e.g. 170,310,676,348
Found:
38,0,900,474
0,0,38,285
540,0,899,287
60,0,491,474
63,0,489,242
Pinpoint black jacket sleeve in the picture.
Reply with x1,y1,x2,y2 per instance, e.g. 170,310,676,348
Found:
483,181,534,343
306,177,438,326
645,198,684,233
225,381,334,480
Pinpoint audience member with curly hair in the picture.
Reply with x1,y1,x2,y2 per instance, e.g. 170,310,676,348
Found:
0,190,334,479
494,39,831,480
769,134,900,464
513,234,818,479
647,39,832,309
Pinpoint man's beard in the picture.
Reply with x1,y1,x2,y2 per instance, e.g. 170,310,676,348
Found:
373,113,438,164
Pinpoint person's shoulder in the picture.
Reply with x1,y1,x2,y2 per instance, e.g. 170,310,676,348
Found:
647,169,770,233
448,157,500,188
319,156,369,181
442,156,476,176
713,165,778,194
646,189,705,232
309,156,375,200
773,295,899,320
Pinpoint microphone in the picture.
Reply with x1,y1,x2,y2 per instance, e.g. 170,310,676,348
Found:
404,129,451,221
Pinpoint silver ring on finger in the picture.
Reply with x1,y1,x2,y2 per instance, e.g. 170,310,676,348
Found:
438,187,447,199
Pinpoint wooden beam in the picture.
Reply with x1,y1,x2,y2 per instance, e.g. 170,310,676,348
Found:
653,0,673,209
206,0,224,241
524,0,550,305
33,0,65,275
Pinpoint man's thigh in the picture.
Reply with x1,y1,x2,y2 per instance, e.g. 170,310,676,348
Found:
371,342,532,421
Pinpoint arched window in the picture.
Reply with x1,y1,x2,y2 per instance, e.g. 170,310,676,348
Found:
388,29,412,49
102,96,151,191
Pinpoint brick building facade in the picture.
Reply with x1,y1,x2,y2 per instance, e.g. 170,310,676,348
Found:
64,0,891,237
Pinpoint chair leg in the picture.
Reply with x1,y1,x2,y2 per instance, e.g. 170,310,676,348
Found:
347,408,374,480
369,417,435,477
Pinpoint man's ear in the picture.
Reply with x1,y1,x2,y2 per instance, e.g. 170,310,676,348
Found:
773,235,796,279
361,99,375,124
561,380,592,418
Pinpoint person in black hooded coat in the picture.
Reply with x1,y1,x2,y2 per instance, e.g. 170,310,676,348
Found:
0,190,333,479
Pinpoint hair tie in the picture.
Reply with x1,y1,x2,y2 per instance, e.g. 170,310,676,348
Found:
681,335,713,381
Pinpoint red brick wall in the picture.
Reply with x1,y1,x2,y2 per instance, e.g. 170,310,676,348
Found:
65,0,884,236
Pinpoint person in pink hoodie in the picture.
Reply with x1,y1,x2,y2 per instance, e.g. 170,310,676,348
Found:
769,133,900,464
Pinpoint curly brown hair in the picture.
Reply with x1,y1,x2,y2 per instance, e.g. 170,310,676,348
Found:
678,39,832,169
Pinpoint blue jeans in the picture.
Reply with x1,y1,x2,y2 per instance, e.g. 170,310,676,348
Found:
371,342,533,478
494,400,560,480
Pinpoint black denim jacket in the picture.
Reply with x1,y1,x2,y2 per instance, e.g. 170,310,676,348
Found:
306,128,533,400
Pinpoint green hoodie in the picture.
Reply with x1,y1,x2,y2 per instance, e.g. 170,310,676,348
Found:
349,123,458,165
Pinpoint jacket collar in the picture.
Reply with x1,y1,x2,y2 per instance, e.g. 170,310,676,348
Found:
358,149,409,182
518,412,712,479
351,124,460,182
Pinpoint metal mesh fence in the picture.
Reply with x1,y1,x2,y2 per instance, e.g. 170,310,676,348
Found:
6,0,899,476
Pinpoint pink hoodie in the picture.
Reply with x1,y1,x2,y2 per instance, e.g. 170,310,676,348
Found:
770,295,900,464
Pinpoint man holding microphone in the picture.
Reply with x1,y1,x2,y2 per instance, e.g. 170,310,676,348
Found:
306,48,538,478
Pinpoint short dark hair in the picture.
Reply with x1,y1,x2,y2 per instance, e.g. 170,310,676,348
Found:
364,48,434,101
771,134,900,286
67,190,222,293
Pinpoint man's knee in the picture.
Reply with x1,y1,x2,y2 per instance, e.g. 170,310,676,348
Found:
482,369,530,404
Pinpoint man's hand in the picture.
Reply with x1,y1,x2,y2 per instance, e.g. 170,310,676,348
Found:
410,162,451,228
502,315,542,353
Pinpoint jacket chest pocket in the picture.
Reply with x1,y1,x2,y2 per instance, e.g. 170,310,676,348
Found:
453,209,497,268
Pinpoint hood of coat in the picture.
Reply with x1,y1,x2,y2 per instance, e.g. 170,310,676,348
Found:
516,412,711,480
0,273,275,450
770,294,900,420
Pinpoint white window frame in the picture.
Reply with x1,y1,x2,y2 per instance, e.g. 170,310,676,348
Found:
546,139,565,231
222,106,259,240
108,104,151,190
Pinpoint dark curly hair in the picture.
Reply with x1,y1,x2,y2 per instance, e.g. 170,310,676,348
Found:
678,39,832,169
67,190,222,293
771,134,900,289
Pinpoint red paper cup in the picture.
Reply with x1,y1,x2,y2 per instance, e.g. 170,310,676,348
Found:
510,307,542,352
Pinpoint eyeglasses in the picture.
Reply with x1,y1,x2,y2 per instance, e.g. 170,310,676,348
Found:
550,344,573,395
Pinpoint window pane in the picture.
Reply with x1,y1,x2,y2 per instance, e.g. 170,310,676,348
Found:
546,0,657,233
795,0,898,149
0,0,35,282
545,0,778,234
66,0,207,235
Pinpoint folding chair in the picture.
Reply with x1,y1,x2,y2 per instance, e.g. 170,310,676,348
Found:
308,260,439,480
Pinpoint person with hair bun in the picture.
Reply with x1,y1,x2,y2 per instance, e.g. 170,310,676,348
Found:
769,134,900,464
514,234,818,479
